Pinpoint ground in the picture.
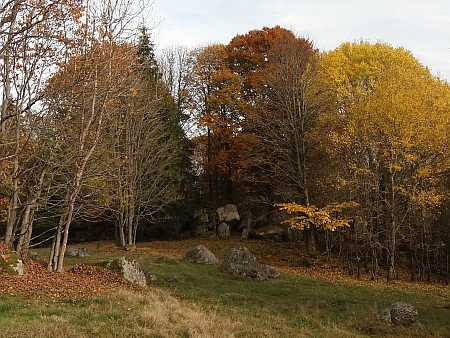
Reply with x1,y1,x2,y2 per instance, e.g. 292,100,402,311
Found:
0,237,447,300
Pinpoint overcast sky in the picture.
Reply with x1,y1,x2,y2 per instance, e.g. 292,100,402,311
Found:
151,0,450,81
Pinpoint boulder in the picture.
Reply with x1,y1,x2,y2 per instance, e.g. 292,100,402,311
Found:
0,253,24,276
103,257,147,287
28,251,39,260
142,268,158,281
221,247,279,281
184,245,219,264
217,222,230,238
378,302,420,326
193,208,218,236
217,204,240,223
164,275,178,282
67,247,91,257
268,210,302,242
239,211,253,230
253,225,285,242
241,227,250,240
123,244,137,252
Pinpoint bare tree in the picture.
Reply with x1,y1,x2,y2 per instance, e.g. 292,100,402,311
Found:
246,36,325,254
108,29,182,247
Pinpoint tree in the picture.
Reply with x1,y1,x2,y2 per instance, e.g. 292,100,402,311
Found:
45,0,155,272
227,27,327,253
0,0,83,257
190,44,245,203
317,41,450,280
109,28,182,247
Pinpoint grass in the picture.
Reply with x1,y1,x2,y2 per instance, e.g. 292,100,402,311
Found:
137,255,450,337
1,240,450,337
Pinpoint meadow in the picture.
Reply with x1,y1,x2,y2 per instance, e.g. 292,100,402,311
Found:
1,238,449,337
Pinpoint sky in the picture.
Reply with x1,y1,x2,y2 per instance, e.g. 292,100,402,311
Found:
151,0,450,81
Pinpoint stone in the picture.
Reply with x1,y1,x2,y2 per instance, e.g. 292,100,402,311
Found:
28,251,39,260
217,204,240,223
195,225,208,236
67,247,91,257
142,268,158,281
0,253,24,276
221,247,279,281
197,212,210,224
262,264,280,278
378,302,420,327
217,222,230,238
123,244,136,252
241,227,250,240
103,257,147,287
198,231,216,238
184,245,219,264
164,275,178,282
239,211,252,230
253,225,285,242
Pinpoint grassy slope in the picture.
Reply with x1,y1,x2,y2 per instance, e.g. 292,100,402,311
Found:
1,239,450,337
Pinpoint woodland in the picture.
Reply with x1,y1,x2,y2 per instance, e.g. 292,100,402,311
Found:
2,0,450,284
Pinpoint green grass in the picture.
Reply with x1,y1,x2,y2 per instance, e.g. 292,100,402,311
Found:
137,256,450,337
2,243,450,337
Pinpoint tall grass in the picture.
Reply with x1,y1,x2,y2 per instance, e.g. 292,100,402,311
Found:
0,289,237,338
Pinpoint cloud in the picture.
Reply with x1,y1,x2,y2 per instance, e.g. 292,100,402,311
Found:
152,0,450,80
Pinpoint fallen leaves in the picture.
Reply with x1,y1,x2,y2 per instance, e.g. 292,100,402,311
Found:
0,260,138,301
1,238,449,301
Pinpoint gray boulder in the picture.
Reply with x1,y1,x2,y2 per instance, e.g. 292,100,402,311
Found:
67,247,91,257
104,257,147,287
378,302,420,326
217,204,240,223
253,225,285,242
217,222,230,238
241,227,250,240
28,251,39,260
0,253,24,276
221,247,279,281
164,275,178,282
239,211,253,230
184,245,219,264
142,268,158,281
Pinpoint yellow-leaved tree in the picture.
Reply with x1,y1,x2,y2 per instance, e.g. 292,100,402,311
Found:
316,41,450,281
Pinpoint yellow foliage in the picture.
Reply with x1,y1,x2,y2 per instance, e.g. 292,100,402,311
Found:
275,202,358,231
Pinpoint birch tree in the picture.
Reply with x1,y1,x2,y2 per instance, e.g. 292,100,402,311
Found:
46,0,155,272
0,0,82,256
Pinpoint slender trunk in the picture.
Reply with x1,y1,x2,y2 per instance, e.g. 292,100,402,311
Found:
386,170,397,282
410,247,415,282
56,190,77,272
16,169,46,259
4,107,20,249
16,202,34,259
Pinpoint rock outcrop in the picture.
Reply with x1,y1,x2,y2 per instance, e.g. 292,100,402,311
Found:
221,247,279,281
217,222,230,238
217,204,240,223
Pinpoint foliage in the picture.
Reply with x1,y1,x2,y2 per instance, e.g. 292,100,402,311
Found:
276,202,358,231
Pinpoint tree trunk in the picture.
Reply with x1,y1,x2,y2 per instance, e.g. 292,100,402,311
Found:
4,107,20,249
